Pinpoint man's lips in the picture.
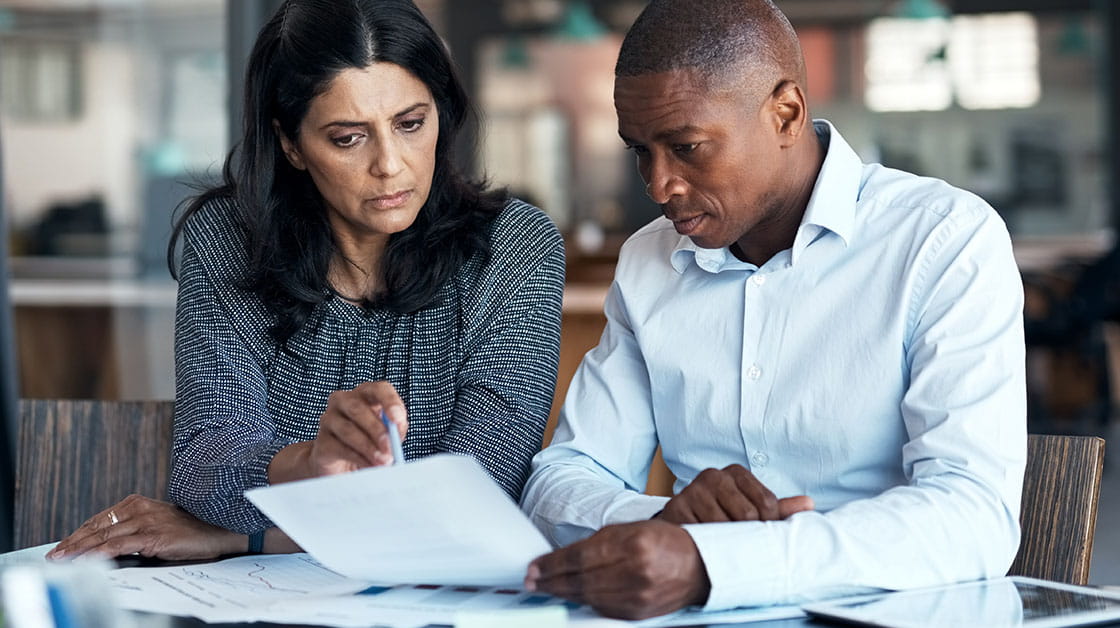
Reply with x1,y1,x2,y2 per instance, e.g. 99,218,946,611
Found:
669,214,704,235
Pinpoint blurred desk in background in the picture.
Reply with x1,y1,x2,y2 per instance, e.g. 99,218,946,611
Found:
11,277,177,400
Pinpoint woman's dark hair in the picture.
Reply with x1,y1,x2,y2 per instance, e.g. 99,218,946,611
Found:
169,0,506,347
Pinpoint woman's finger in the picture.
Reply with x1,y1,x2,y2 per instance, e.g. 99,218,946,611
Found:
355,381,408,437
50,504,146,559
49,502,132,558
321,410,384,466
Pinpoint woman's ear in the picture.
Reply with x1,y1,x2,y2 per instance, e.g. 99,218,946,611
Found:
273,120,306,170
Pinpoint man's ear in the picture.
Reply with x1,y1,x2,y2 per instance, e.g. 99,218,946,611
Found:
771,81,809,147
273,120,306,170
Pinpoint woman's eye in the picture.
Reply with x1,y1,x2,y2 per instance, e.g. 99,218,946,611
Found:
332,133,363,148
399,118,425,132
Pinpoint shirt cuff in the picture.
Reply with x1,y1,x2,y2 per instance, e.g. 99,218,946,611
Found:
683,521,786,611
604,493,670,526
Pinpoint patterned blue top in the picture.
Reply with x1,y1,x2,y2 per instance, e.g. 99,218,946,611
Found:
168,197,564,534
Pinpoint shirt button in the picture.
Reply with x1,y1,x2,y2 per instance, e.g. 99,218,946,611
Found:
751,451,770,467
751,274,766,286
747,364,763,380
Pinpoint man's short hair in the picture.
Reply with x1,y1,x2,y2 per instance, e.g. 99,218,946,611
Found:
616,0,805,98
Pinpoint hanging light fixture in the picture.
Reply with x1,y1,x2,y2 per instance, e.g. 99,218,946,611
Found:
552,1,607,40
894,0,950,20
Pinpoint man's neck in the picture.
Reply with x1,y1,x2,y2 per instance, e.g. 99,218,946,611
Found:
732,130,827,266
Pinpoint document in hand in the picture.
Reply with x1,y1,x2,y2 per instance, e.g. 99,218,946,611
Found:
245,454,552,587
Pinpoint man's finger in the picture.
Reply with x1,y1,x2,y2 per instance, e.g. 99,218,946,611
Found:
530,529,630,583
778,495,815,518
532,549,635,601
727,465,780,520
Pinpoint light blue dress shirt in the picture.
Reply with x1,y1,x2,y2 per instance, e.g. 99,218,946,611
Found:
521,121,1027,610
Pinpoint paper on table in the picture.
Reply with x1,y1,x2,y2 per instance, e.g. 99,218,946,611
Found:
246,453,552,586
102,552,803,627
0,542,55,566
106,553,373,623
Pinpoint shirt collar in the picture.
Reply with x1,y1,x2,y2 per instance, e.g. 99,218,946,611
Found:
670,119,864,274
797,119,861,253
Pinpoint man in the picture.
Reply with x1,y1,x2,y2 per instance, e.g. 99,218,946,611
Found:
520,0,1026,620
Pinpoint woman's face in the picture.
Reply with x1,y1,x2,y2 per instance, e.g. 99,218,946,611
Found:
278,62,439,249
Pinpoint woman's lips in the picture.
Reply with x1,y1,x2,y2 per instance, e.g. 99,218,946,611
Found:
368,190,412,210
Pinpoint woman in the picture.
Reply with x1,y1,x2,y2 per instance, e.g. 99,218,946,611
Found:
48,0,563,560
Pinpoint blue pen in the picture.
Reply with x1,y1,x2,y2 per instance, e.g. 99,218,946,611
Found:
381,409,406,465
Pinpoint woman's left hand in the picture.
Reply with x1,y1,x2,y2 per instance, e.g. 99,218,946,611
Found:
45,494,246,562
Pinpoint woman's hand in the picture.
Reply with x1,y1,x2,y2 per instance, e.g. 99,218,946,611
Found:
270,381,409,483
45,495,245,561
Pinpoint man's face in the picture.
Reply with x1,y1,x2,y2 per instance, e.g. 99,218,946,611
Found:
614,69,788,250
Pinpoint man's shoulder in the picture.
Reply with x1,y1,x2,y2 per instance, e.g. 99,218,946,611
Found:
618,217,680,263
860,163,996,227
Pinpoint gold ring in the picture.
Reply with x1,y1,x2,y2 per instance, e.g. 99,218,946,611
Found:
108,510,119,526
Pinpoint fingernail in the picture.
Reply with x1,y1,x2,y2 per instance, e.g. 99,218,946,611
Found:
47,548,62,559
387,405,407,425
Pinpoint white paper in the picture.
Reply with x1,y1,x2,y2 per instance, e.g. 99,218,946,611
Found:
101,552,802,627
0,542,56,566
106,553,372,623
245,453,552,586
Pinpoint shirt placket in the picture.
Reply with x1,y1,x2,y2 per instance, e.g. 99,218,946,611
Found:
739,268,772,479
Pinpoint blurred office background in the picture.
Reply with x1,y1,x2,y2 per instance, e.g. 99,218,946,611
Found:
1,0,1118,580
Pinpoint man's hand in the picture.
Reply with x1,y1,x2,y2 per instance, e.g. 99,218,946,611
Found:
657,464,814,524
46,495,245,561
524,520,710,620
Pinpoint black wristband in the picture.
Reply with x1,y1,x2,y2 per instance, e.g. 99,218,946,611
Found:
248,530,265,554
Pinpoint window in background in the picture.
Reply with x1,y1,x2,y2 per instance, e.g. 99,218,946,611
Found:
822,10,1105,239
0,0,226,400
950,13,1040,110
0,38,82,121
865,17,952,112
865,13,1039,112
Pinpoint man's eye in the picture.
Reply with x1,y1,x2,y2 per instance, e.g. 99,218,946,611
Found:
626,145,650,155
332,134,363,148
673,143,697,154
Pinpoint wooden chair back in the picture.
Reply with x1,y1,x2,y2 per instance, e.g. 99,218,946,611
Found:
1007,433,1106,585
13,399,174,549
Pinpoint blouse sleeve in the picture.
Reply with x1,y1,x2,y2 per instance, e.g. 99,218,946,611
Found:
440,202,565,501
166,205,296,534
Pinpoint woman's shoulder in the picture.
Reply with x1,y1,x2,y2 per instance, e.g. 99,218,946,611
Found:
451,198,563,304
486,198,564,267
181,195,245,244
178,195,251,275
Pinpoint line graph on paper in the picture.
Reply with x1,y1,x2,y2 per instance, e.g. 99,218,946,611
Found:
175,554,366,595
108,552,375,616
174,560,319,595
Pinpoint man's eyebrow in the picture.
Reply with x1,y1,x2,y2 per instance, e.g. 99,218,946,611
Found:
620,125,704,145
653,125,704,141
318,102,431,131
